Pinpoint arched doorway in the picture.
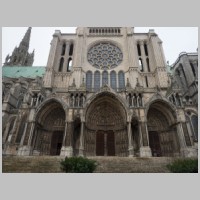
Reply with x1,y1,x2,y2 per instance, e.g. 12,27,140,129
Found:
32,100,66,155
147,101,180,157
85,93,128,156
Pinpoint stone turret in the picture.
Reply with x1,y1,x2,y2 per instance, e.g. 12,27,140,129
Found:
3,27,34,66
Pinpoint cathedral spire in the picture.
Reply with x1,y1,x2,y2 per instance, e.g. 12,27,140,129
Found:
19,27,32,50
3,27,34,66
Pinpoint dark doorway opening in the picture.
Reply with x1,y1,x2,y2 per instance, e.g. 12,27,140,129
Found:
50,131,64,155
149,131,162,157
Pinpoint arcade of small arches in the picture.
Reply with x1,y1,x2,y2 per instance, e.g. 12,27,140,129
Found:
3,91,197,158
89,28,121,35
69,92,86,108
126,93,143,107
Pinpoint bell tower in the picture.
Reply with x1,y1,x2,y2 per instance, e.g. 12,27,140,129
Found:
4,27,34,66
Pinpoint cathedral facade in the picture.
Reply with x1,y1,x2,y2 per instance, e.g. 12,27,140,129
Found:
2,27,198,158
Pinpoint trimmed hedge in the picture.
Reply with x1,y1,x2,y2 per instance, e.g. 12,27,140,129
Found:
60,156,97,173
167,158,198,173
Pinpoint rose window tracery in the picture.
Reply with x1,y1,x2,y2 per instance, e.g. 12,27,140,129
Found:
87,42,123,70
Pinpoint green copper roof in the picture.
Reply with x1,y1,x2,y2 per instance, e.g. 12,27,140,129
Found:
2,66,46,78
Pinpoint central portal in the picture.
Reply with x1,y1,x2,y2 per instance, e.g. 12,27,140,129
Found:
96,130,115,156
85,93,128,156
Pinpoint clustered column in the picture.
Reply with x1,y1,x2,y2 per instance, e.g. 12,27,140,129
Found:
127,120,134,157
79,120,85,156
60,120,74,157
138,120,152,157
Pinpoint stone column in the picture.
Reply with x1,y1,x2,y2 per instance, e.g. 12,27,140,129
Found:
139,121,152,157
141,95,144,107
36,95,39,106
77,94,80,107
104,133,108,156
62,122,67,146
127,121,134,157
136,94,139,107
131,95,134,107
108,71,110,87
79,121,85,156
60,121,74,157
19,122,28,146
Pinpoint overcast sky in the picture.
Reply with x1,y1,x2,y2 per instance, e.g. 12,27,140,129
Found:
2,27,198,66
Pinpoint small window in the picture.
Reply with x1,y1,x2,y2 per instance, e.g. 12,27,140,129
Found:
146,58,150,72
61,43,66,56
69,44,74,56
59,57,64,72
144,43,148,56
137,44,141,56
145,76,148,87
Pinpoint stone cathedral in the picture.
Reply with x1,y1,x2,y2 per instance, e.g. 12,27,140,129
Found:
2,27,198,158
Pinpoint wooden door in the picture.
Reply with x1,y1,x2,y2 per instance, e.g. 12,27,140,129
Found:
96,131,104,156
96,131,115,156
107,131,115,156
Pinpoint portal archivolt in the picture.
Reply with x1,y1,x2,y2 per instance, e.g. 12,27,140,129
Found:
32,101,66,155
85,93,128,156
147,101,180,157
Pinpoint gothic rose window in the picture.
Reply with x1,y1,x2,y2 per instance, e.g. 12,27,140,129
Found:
87,42,123,70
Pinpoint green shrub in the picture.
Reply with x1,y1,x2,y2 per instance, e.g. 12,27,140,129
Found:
60,156,97,173
167,159,198,173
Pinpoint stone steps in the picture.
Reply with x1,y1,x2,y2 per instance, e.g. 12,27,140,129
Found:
2,156,175,173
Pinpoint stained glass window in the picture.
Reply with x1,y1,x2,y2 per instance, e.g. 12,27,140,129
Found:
118,71,125,89
87,43,123,70
110,70,116,90
94,71,100,91
86,71,93,90
102,71,108,85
